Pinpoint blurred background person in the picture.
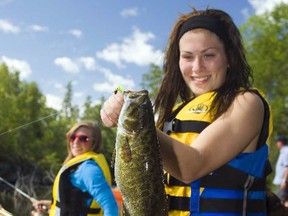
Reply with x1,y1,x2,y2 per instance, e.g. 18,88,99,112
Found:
273,135,288,207
33,120,118,216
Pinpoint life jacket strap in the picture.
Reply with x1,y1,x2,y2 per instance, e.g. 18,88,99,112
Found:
163,173,190,187
243,175,255,216
163,119,210,134
198,198,266,213
56,201,101,215
167,195,190,211
200,165,266,191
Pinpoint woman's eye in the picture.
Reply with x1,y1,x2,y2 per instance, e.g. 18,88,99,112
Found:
204,54,215,58
182,55,193,60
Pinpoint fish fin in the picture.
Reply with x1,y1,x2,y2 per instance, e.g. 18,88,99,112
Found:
120,136,132,163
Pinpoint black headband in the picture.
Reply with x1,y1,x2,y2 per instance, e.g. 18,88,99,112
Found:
178,14,228,42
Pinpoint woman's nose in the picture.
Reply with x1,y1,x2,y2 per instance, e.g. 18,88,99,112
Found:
192,57,203,72
72,138,80,144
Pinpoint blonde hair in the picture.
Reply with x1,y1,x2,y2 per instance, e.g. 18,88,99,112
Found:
64,120,103,164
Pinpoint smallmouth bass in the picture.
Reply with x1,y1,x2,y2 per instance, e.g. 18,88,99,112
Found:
114,90,168,216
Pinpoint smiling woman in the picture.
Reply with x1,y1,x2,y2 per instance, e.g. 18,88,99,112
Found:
101,8,273,216
32,120,119,216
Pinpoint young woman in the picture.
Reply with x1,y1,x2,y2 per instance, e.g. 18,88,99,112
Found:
33,120,118,216
101,9,273,216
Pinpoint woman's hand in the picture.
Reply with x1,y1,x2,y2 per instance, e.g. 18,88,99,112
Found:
32,200,51,214
100,90,124,127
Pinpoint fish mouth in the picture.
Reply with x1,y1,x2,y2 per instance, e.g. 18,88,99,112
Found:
117,126,135,136
124,90,149,100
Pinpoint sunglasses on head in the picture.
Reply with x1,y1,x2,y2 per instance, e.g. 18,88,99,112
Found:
69,134,90,143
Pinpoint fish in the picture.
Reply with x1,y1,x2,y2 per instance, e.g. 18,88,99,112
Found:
114,90,168,216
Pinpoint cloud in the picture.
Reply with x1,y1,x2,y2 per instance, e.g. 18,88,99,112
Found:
29,24,49,32
0,19,20,33
74,91,83,98
54,56,98,73
241,8,251,20
53,82,65,90
96,27,163,68
68,29,82,38
0,56,32,79
120,7,139,17
45,94,62,110
93,66,135,93
79,57,96,71
248,0,288,14
54,57,80,74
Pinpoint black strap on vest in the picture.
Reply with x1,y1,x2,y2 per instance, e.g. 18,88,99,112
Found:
200,165,266,191
250,89,270,150
199,198,266,213
163,119,210,134
56,201,101,215
163,173,189,187
167,195,190,211
251,89,273,177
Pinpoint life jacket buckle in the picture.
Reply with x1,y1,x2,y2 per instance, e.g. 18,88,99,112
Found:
163,119,176,134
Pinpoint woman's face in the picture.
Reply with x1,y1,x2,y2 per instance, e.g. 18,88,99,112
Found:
179,29,229,96
69,126,93,157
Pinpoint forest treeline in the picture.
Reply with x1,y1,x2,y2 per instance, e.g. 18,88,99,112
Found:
1,3,288,215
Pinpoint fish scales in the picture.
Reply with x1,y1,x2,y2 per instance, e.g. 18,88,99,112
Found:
115,90,168,216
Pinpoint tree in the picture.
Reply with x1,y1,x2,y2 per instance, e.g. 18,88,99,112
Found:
140,63,163,103
241,3,288,136
62,81,79,122
0,64,66,172
81,96,117,176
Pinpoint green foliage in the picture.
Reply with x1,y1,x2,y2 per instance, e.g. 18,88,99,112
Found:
241,3,288,137
81,96,117,174
0,64,67,173
140,63,163,103
62,81,79,121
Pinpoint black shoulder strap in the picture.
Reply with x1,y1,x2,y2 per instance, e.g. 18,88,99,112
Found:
250,89,271,150
250,90,273,176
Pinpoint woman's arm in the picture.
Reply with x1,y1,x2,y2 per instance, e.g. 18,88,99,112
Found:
158,91,264,183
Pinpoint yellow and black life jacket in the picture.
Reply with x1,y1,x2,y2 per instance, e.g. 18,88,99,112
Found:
162,90,272,216
49,151,112,216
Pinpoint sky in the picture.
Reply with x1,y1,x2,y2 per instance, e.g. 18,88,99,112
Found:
0,0,287,111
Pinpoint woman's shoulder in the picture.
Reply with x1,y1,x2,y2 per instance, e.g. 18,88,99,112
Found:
225,90,264,124
234,90,264,109
77,159,100,172
80,158,99,166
